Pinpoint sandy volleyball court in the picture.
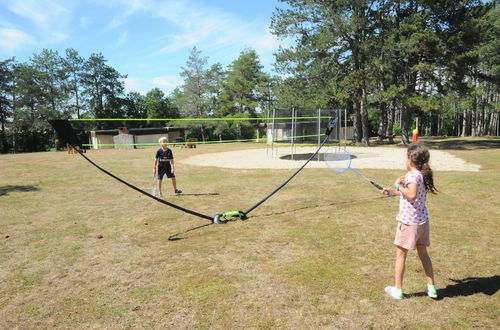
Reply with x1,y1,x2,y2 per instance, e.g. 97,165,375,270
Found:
182,146,481,171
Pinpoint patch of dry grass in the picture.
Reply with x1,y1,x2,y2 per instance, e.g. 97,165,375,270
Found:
0,139,499,329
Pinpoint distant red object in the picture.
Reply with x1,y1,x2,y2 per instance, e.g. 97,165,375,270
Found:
371,130,396,140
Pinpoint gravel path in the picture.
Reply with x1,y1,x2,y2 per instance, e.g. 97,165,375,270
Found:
182,146,481,172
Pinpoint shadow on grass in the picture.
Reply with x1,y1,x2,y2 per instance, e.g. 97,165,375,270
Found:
167,217,243,241
407,275,500,300
423,138,500,150
176,192,220,197
280,153,358,161
166,196,386,241
0,185,40,196
258,196,386,218
167,222,215,241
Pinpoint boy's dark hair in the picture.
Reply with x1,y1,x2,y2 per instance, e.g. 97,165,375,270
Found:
407,144,438,194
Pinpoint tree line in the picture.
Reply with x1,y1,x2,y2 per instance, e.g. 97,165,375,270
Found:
0,47,272,152
271,0,499,144
0,49,129,152
0,0,498,153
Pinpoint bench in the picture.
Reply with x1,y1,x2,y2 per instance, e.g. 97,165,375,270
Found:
182,138,197,148
371,130,396,140
67,143,86,154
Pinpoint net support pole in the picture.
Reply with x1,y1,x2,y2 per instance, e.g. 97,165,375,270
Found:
271,108,276,157
344,109,347,142
266,109,270,156
294,108,297,157
292,108,294,155
337,109,341,142
317,108,321,157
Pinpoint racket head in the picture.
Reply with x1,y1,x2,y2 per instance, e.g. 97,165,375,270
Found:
324,146,352,173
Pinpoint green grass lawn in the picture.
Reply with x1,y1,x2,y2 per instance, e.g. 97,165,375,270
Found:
1,138,499,329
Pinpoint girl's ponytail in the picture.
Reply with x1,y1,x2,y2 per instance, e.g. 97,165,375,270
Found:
407,144,438,194
420,162,437,194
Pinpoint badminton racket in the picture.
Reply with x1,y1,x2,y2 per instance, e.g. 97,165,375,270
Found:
324,146,392,195
151,173,157,196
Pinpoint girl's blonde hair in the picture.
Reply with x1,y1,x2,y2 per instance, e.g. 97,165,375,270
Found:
407,144,437,194
158,137,168,144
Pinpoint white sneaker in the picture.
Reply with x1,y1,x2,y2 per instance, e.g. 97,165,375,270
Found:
384,286,404,299
427,285,438,299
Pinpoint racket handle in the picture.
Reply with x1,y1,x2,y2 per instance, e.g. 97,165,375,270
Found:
371,181,384,190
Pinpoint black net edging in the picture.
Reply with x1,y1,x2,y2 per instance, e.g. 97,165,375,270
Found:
49,116,337,224
48,120,213,222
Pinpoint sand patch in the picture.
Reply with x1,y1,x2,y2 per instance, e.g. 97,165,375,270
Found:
182,146,481,172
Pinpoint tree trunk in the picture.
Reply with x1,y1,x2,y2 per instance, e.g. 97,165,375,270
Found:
439,112,443,136
477,107,484,136
490,112,499,136
377,79,387,142
0,103,4,132
484,112,490,136
495,113,498,136
378,105,386,142
461,107,469,137
387,101,395,144
454,101,460,136
430,111,437,136
197,107,206,142
74,72,81,119
401,105,411,144
487,113,492,135
360,86,370,145
471,109,477,137
200,125,205,142
401,67,416,144
32,131,37,152
353,98,362,143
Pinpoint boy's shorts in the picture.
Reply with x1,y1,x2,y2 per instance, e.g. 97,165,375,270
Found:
394,221,430,250
157,167,175,180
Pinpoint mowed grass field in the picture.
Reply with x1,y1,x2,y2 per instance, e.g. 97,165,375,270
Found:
1,137,499,329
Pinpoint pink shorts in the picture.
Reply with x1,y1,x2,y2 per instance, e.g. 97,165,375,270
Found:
394,221,430,250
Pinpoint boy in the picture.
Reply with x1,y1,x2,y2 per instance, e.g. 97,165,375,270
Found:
153,137,182,196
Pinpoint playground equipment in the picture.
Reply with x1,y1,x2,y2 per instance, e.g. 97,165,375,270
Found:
266,108,351,159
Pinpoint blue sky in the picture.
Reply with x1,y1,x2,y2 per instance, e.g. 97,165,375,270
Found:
0,0,288,95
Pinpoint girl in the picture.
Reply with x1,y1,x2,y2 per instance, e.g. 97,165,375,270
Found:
382,144,438,299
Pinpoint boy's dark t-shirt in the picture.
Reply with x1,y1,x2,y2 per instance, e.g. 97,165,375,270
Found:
156,147,173,171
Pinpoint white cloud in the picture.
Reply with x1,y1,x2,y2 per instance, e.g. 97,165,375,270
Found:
248,28,280,52
107,0,282,67
124,77,145,94
50,31,69,43
6,0,72,44
0,28,36,51
150,75,182,89
153,2,254,53
107,0,153,28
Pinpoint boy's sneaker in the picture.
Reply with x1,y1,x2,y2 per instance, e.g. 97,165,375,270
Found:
384,286,404,299
427,285,438,299
175,189,182,194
